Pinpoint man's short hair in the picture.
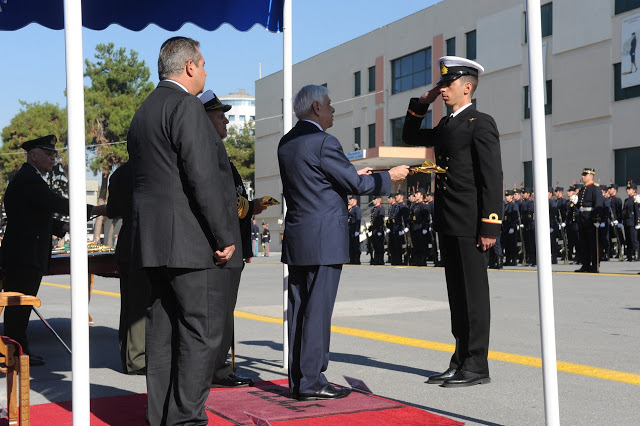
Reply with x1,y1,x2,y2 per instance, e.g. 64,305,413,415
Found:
459,75,479,97
158,37,201,81
293,85,328,119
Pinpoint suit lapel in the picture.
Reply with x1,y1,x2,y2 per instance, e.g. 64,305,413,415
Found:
447,105,476,130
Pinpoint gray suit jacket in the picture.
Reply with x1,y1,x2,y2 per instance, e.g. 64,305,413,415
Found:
127,81,241,269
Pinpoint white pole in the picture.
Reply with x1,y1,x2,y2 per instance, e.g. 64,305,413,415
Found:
282,0,293,370
63,0,90,424
525,1,560,424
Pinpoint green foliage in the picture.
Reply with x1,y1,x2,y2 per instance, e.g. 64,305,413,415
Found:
224,121,255,184
0,101,68,193
84,42,154,195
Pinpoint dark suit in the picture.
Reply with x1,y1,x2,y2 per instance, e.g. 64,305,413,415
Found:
278,120,390,394
128,80,241,425
403,99,502,375
105,161,150,374
2,163,92,355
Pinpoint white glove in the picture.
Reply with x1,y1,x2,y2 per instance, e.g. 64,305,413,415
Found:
571,194,578,203
509,228,514,234
354,231,360,236
385,229,390,234
561,222,566,228
398,230,404,236
404,227,409,233
422,229,428,234
599,223,605,228
617,223,623,228
635,225,640,230
428,227,432,232
593,222,600,228
377,232,382,237
613,220,619,225
519,224,525,229
549,228,554,233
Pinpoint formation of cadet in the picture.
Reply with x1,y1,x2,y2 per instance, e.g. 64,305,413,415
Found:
354,169,640,271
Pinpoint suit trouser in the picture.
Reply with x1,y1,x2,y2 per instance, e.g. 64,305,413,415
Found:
3,264,43,355
210,266,243,381
371,234,385,264
440,235,490,375
118,262,151,373
625,226,639,259
145,267,226,426
287,264,342,394
348,236,361,264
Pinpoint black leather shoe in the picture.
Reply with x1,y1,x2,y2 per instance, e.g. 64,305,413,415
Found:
442,370,490,387
29,354,45,367
574,267,588,272
295,384,351,401
211,373,254,388
426,367,458,384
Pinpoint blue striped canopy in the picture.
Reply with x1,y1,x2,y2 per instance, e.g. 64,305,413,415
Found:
0,0,284,32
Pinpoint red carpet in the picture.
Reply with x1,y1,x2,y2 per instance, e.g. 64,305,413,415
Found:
24,380,463,425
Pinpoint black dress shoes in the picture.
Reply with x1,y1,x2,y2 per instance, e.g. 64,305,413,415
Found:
211,373,254,388
426,367,458,384
28,354,45,367
442,370,490,388
294,384,351,401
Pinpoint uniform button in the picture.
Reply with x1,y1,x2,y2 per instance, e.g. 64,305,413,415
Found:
445,166,449,170
443,187,447,191
444,177,448,180
446,157,450,160
436,175,440,179
438,155,442,160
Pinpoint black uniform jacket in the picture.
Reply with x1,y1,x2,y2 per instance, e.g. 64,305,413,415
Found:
402,99,503,238
2,163,92,271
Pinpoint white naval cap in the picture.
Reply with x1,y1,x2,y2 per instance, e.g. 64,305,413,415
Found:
437,56,484,84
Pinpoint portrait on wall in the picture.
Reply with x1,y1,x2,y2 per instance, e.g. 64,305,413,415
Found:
621,12,640,89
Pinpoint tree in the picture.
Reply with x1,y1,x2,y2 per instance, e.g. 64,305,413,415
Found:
84,43,154,240
224,121,255,185
0,101,68,194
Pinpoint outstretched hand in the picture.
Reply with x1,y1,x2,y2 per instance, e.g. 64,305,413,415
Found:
389,165,410,182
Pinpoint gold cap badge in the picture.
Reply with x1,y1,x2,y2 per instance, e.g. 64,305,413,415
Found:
440,61,448,76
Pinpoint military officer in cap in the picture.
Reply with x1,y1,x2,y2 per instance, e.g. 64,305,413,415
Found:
608,184,625,258
502,190,519,266
369,195,386,265
575,168,604,272
410,188,429,266
623,182,640,261
402,56,502,387
390,190,409,265
347,196,362,264
1,135,96,366
521,187,536,266
548,188,559,264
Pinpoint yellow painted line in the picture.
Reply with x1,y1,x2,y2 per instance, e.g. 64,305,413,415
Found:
41,281,640,385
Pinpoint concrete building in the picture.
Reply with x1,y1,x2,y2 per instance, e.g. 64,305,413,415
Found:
255,0,640,251
219,89,256,130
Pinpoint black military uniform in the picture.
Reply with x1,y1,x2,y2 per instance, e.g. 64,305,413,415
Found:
608,184,625,258
502,190,519,266
566,185,581,263
623,182,640,261
599,190,611,261
548,188,558,264
424,195,440,266
390,192,409,265
410,191,429,266
575,169,604,272
402,56,502,385
554,187,569,262
520,189,536,266
1,135,94,363
369,196,386,265
348,197,362,264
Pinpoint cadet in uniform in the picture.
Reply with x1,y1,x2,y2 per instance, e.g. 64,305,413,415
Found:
390,190,409,265
385,194,396,264
424,190,440,266
402,56,502,387
369,195,386,265
575,168,604,272
566,185,580,263
554,187,568,261
410,189,429,266
502,190,519,266
600,187,611,261
347,196,362,264
608,184,624,258
548,188,558,264
521,188,536,266
623,182,640,261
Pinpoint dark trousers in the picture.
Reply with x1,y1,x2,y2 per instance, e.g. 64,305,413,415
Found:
210,266,243,381
504,231,518,264
145,267,226,426
440,235,490,375
579,225,599,270
524,229,536,264
390,232,404,265
3,264,43,355
287,264,342,394
118,262,151,373
348,236,361,264
625,226,639,260
371,233,385,265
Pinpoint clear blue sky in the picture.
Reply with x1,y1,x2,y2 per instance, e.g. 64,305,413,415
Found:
0,1,440,150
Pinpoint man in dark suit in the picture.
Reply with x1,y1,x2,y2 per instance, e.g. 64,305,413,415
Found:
2,135,95,366
403,56,503,387
278,84,409,401
127,37,241,425
199,89,269,388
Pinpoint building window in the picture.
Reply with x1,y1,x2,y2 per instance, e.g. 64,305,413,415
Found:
524,80,552,118
229,115,236,121
354,71,361,97
250,116,255,121
368,123,376,148
615,147,640,185
391,48,432,94
466,30,476,60
615,0,640,15
446,37,456,56
368,66,376,92
391,113,432,147
239,115,246,121
523,159,552,188
541,3,553,38
614,63,640,101
354,127,361,150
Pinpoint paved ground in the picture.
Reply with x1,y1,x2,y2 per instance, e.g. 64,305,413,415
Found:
3,253,639,425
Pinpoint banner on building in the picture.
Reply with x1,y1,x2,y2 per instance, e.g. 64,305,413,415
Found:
621,12,640,89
